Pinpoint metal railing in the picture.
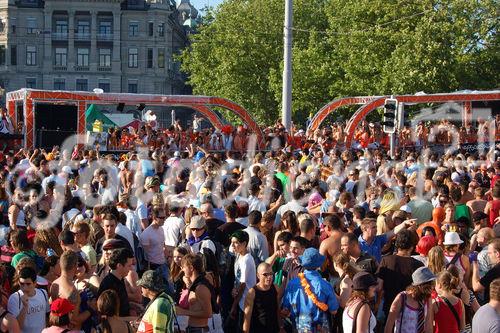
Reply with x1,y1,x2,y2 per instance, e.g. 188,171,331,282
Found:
51,32,68,40
74,32,90,40
97,33,113,41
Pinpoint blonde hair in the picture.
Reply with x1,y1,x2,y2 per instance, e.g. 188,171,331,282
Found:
437,270,459,292
427,246,446,275
333,252,359,279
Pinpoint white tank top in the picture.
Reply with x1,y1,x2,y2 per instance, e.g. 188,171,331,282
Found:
342,301,376,333
15,207,26,227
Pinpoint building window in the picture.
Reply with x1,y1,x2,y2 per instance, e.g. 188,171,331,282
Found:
77,48,89,67
148,22,153,36
129,21,139,37
55,20,68,35
0,46,5,66
77,21,90,36
99,48,111,67
158,48,165,68
27,18,37,34
54,78,65,90
99,21,112,35
147,48,153,68
26,46,36,66
98,80,110,92
55,48,67,66
158,23,164,37
10,18,16,34
76,79,88,91
10,46,16,66
128,80,138,93
128,48,138,68
26,78,36,88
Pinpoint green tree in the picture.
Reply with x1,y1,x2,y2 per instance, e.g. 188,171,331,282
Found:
179,0,499,127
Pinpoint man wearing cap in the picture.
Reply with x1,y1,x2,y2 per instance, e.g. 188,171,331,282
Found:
187,216,217,255
137,270,176,333
282,248,339,332
136,175,161,231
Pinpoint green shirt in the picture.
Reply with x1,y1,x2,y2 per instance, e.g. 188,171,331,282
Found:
138,292,175,333
11,250,38,268
272,256,287,286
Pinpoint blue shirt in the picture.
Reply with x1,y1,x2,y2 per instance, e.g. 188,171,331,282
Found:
282,270,339,332
358,234,388,263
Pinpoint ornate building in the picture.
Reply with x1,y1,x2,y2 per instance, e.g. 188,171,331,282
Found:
0,0,196,96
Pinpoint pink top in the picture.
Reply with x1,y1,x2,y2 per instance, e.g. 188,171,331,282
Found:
41,326,82,333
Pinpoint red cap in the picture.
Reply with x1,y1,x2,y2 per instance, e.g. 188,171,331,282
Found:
50,298,75,317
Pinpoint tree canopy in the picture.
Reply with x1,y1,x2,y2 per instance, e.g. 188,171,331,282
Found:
179,0,499,125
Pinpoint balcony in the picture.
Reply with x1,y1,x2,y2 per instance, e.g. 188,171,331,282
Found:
97,66,112,72
52,32,68,40
97,33,113,41
75,66,89,71
53,65,67,71
74,33,90,41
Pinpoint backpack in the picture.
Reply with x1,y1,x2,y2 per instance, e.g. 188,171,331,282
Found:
216,244,235,278
16,288,48,310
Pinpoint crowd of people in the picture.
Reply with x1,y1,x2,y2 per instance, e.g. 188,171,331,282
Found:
0,114,499,333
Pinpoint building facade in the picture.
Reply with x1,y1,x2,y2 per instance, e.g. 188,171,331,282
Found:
0,0,194,97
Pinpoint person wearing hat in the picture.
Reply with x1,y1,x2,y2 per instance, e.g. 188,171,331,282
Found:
136,270,176,333
443,231,470,281
282,248,339,332
136,175,162,231
384,267,436,333
41,298,79,333
187,216,216,255
342,271,378,333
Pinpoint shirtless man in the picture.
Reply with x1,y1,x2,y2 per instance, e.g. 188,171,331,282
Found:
319,214,345,274
175,254,213,332
50,250,91,329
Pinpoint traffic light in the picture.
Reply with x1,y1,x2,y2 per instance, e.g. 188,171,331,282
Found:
382,98,398,134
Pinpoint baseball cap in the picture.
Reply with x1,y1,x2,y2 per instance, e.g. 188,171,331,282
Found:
50,298,75,317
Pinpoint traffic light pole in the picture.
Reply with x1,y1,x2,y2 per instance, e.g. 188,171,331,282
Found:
282,0,293,131
389,132,396,159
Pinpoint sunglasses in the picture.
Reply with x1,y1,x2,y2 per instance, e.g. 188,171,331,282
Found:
260,272,273,277
191,227,203,231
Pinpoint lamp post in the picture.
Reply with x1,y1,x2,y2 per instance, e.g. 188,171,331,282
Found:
281,0,292,131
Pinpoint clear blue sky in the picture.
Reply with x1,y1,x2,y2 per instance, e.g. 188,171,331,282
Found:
190,0,224,11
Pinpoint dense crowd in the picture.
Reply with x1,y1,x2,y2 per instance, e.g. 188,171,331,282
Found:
0,115,499,333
